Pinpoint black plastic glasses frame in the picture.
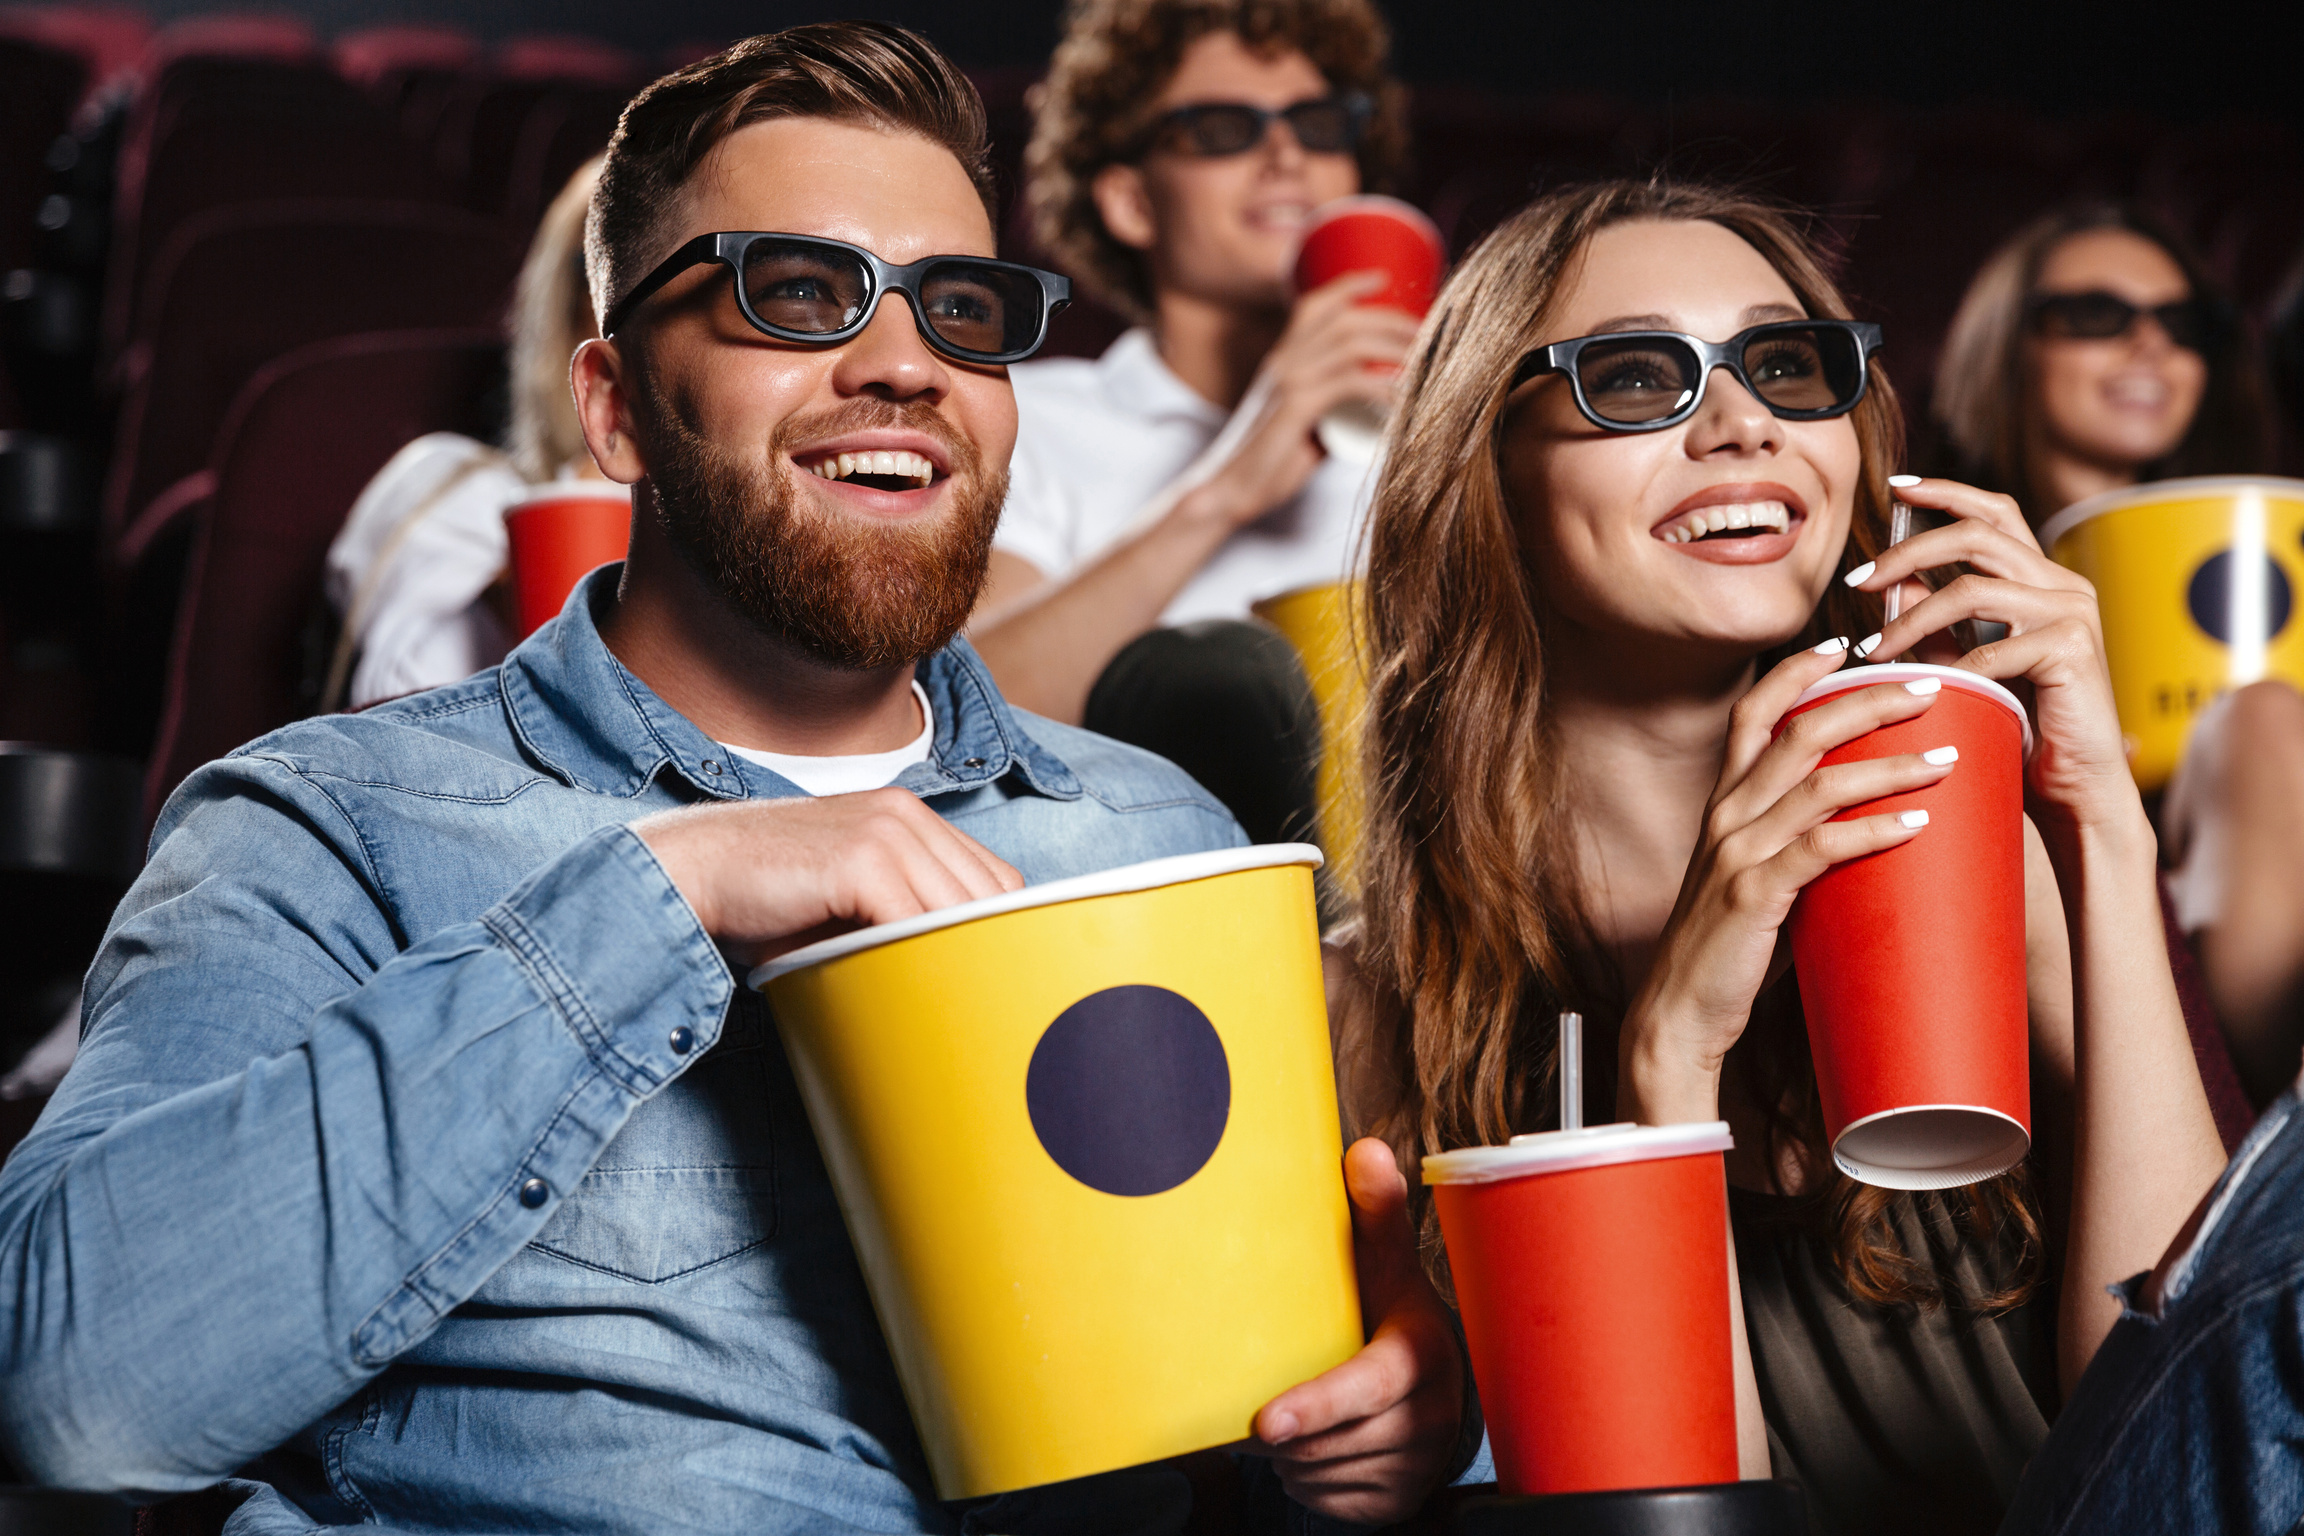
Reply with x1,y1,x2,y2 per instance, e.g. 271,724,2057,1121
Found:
1511,319,1885,432
1135,92,1372,159
2027,289,2222,354
601,231,1072,365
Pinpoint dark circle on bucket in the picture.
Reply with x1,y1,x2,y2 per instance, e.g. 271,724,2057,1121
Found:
1026,984,1231,1197
2186,547,2294,644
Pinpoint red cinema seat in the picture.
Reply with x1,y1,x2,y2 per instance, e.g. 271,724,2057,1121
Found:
145,328,505,819
0,6,151,93
102,61,453,364
104,199,520,563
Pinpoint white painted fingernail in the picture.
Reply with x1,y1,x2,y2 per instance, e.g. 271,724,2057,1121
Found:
1922,745,1959,765
1888,473,1922,487
1904,677,1941,695
1843,561,1875,587
1899,809,1930,828
1853,632,1883,658
1814,635,1850,655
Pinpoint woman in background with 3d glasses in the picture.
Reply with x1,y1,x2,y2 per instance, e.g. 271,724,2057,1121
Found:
1936,207,2302,1115
1326,179,2225,1535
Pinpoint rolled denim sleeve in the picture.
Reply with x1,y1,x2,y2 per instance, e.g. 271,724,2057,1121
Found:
0,755,729,1494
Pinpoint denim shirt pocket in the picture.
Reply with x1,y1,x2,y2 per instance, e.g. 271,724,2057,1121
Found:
528,995,777,1283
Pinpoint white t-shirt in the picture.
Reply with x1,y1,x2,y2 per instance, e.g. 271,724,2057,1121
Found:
997,328,1375,626
721,683,934,796
325,433,525,708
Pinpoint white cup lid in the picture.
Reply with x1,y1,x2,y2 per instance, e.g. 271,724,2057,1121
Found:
1790,661,2033,756
515,479,631,506
1421,1121,1733,1185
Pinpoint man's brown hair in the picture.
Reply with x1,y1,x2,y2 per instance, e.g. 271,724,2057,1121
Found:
1026,0,1408,322
586,22,997,333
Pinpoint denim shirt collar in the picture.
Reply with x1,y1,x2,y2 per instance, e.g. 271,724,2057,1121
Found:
501,565,1083,805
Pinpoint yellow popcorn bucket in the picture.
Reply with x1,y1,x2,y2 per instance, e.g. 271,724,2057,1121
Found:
1251,581,1368,890
2041,476,2304,791
747,845,1362,1499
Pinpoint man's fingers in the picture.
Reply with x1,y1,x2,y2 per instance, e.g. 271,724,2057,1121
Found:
1254,1326,1417,1447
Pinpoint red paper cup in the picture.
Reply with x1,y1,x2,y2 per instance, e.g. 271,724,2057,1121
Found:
1291,196,1446,463
1290,194,1445,315
1778,663,2035,1189
503,482,631,638
1425,1123,1739,1498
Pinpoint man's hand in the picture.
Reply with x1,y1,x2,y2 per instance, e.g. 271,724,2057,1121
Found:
1247,1137,1466,1524
1182,273,1423,533
634,788,1022,966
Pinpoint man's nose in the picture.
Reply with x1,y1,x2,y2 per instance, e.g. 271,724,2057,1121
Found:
829,291,952,402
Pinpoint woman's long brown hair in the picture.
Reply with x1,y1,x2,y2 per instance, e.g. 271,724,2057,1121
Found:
1356,178,2043,1313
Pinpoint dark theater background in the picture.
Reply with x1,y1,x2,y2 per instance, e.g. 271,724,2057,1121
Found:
0,0,2298,1152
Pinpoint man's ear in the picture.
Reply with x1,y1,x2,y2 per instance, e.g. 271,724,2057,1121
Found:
571,338,647,485
1090,162,1156,253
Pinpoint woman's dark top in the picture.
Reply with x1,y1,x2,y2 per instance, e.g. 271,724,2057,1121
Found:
1730,1187,2056,1536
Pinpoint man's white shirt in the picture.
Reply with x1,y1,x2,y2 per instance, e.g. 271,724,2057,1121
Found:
996,327,1376,626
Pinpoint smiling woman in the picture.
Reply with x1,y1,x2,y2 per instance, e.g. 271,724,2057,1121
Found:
1933,202,2272,529
1331,178,2226,1535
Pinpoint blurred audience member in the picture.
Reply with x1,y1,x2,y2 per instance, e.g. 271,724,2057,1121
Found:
321,157,607,710
1939,204,2302,1104
1933,201,2270,528
968,0,1411,846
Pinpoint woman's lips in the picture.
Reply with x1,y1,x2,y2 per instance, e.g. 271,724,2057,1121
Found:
1651,492,1806,565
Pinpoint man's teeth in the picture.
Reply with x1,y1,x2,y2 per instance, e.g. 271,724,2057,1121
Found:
807,449,936,487
1659,501,1793,543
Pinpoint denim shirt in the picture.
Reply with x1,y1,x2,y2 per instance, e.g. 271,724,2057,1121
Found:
0,569,1244,1533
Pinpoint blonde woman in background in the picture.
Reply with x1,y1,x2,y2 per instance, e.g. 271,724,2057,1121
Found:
1935,206,2301,1104
322,157,609,709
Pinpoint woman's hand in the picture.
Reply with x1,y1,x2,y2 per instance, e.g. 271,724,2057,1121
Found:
1619,641,1958,1124
1843,478,2134,832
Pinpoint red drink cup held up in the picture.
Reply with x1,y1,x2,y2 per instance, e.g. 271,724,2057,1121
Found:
1289,195,1445,462
503,481,632,638
1778,663,2035,1189
1424,1122,1739,1498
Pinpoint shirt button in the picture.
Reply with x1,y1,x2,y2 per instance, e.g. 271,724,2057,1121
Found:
701,759,723,776
962,758,985,769
519,1178,550,1209
669,1025,695,1055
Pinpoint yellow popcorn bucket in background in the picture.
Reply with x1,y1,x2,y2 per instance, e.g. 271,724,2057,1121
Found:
2041,476,2304,792
1251,581,1368,891
748,845,1362,1499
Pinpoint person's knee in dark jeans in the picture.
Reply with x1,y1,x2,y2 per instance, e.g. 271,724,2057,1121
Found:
1084,620,1322,850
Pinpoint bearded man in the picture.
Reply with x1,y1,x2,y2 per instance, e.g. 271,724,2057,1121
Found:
0,23,1463,1535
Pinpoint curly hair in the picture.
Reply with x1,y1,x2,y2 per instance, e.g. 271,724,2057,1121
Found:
1026,0,1408,321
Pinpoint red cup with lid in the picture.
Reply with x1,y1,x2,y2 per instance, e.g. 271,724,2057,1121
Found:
1777,662,2034,1189
1424,1121,1739,1498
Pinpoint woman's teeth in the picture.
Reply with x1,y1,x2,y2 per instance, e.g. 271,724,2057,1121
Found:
807,449,936,487
1658,501,1793,543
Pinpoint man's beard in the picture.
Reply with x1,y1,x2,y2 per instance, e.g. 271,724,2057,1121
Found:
642,396,1006,671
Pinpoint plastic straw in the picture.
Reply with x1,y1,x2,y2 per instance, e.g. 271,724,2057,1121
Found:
1884,501,1914,624
1559,1011,1583,1132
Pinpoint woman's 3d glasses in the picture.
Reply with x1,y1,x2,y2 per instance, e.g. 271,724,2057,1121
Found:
1511,319,1884,432
602,231,1071,366
2028,290,2221,354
